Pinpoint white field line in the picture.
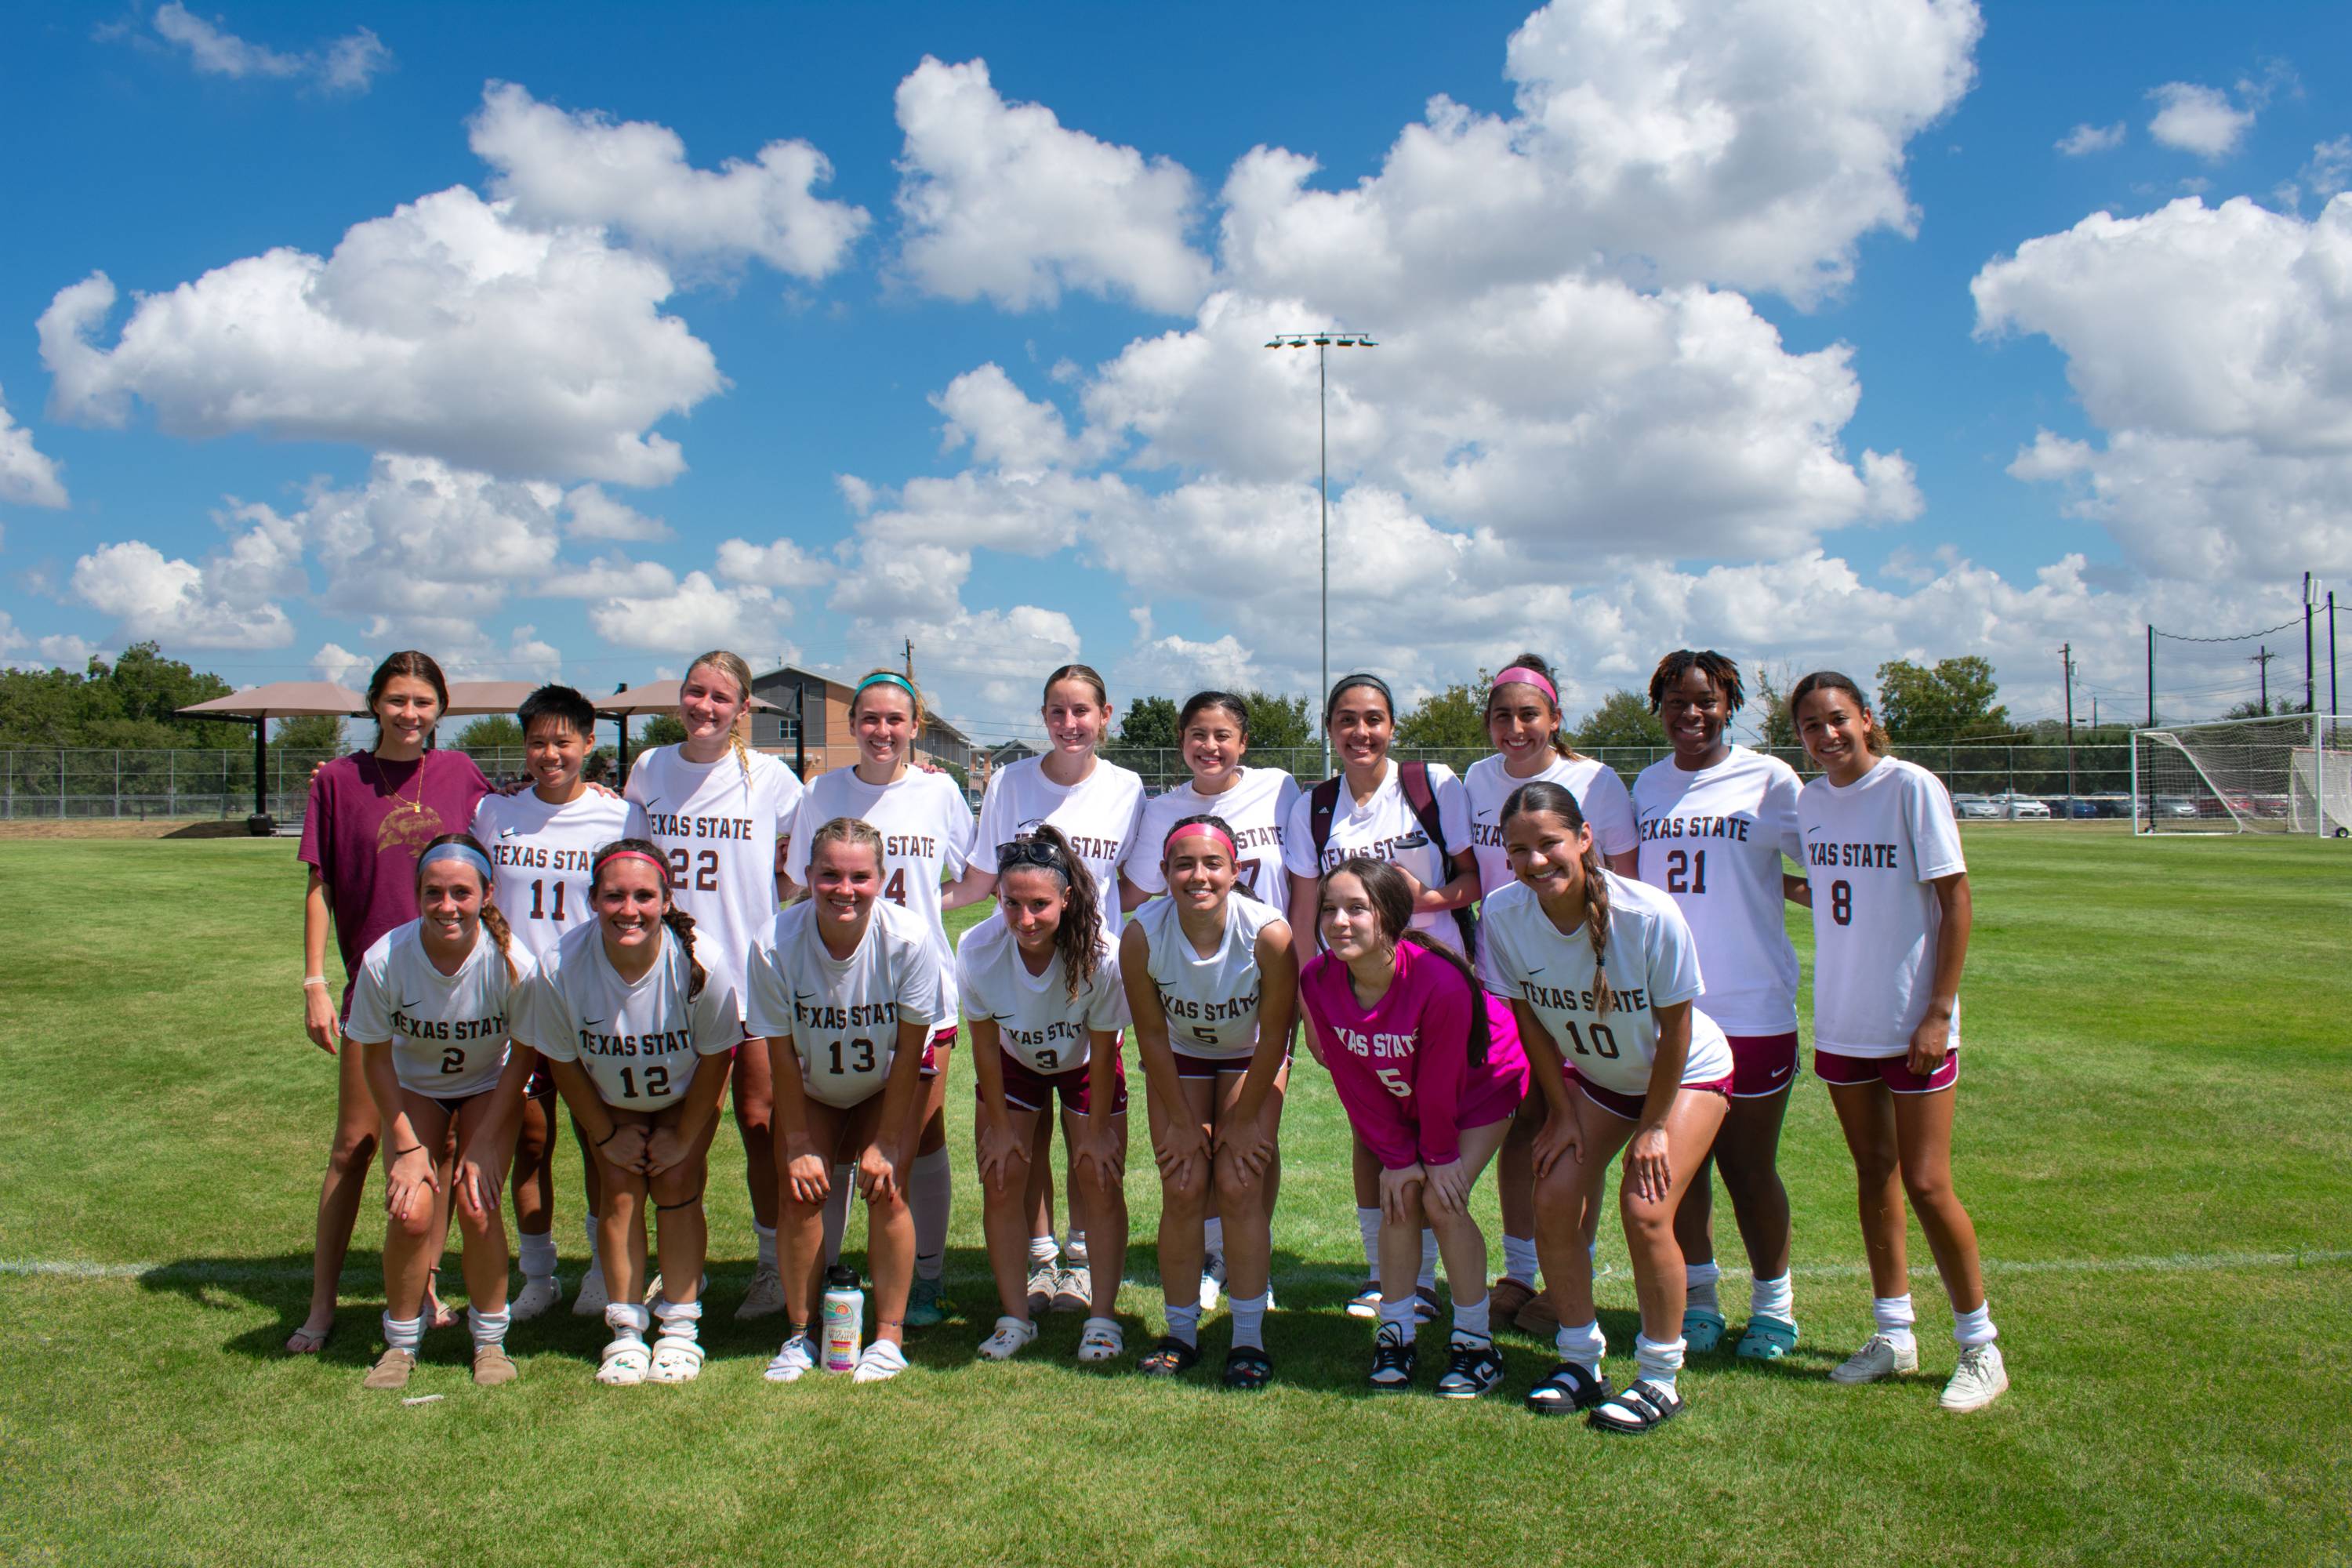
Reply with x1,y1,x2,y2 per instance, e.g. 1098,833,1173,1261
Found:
2,1248,2347,1289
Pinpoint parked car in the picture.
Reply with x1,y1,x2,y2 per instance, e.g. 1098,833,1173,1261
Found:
1953,794,2003,820
1998,796,2052,819
2153,797,2205,820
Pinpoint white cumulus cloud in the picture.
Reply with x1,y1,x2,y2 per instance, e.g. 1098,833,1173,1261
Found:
70,503,303,650
2056,122,2125,157
147,3,390,93
470,82,869,280
0,382,68,509
586,570,784,654
2146,82,2253,159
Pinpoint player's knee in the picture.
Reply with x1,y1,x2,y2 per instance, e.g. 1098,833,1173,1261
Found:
1161,1182,1207,1223
1619,1189,1674,1240
390,1204,436,1243
1852,1145,1902,1189
328,1128,377,1174
648,1167,702,1209
1899,1167,1953,1210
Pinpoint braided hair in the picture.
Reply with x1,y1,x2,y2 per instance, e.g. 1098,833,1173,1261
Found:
1325,854,1492,1065
591,837,706,999
1498,780,1614,1018
1646,648,1746,715
685,650,757,787
996,823,1102,1000
416,831,517,984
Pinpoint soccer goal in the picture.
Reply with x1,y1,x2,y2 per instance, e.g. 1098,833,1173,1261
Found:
2133,713,2352,837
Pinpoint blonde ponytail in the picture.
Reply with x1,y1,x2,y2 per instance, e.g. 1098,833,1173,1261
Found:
686,649,759,787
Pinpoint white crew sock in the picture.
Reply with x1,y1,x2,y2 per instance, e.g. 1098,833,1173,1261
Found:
1501,1234,1540,1287
652,1295,702,1344
1686,1260,1721,1312
467,1305,510,1349
1357,1207,1382,1274
1634,1331,1686,1393
582,1214,600,1262
604,1301,651,1339
1229,1291,1269,1352
1872,1293,1918,1348
1953,1300,1998,1347
1377,1294,1418,1344
1751,1272,1795,1322
1065,1229,1088,1267
1555,1318,1606,1372
518,1230,557,1280
822,1167,855,1265
1165,1301,1202,1348
753,1221,778,1272
1029,1233,1061,1266
911,1148,951,1281
1417,1229,1439,1292
1202,1217,1225,1258
381,1312,424,1353
1454,1294,1491,1340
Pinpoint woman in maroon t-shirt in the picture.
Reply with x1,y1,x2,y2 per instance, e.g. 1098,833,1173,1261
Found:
288,652,490,1353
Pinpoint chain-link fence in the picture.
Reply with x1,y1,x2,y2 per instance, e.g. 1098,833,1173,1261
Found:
2,742,2140,822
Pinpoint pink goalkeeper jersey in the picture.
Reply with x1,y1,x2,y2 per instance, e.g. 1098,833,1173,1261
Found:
1299,942,1527,1169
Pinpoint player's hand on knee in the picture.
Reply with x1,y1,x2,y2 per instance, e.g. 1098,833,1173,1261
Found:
1624,1126,1672,1205
1533,1105,1582,1176
642,1125,690,1177
452,1155,499,1222
1423,1158,1470,1216
1378,1163,1425,1225
786,1145,831,1205
858,1138,903,1203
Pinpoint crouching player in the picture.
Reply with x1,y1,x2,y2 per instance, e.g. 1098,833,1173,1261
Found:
515,839,740,1385
1486,782,1731,1434
746,818,939,1386
349,834,537,1390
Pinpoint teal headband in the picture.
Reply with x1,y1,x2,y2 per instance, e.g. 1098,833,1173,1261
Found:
855,672,918,704
418,842,495,887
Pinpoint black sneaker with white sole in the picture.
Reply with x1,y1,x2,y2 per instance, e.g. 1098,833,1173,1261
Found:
1436,1332,1505,1399
1367,1322,1417,1390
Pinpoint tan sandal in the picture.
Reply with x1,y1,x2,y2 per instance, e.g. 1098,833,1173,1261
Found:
472,1345,518,1387
361,1347,415,1390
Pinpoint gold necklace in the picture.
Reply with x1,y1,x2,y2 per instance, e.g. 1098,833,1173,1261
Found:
376,751,426,814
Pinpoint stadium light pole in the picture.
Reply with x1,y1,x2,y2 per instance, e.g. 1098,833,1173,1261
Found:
1268,329,1379,777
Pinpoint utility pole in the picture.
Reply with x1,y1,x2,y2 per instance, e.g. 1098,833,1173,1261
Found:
2252,645,2277,715
2306,572,2318,716
2146,624,2155,728
2330,590,2339,718
1267,329,1379,778
903,637,915,681
2061,642,2076,817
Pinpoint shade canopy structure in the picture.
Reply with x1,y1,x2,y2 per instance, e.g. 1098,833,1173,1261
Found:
441,680,539,717
176,682,368,829
599,681,786,778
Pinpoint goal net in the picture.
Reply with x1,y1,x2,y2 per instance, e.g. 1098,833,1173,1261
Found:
2134,713,2352,836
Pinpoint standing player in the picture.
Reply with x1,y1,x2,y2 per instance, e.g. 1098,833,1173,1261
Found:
785,670,979,1330
1123,816,1297,1388
1791,672,2006,1412
623,650,805,1319
1464,653,1639,1338
469,684,633,1320
959,828,1131,1364
291,651,492,1354
1486,780,1733,1434
1283,673,1479,1319
348,835,536,1389
1633,650,1809,1360
1298,858,1526,1397
746,818,939,1386
967,665,1148,1307
515,840,742,1385
1129,691,1301,1310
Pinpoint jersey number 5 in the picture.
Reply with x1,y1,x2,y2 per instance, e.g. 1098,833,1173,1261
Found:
1375,1065,1411,1098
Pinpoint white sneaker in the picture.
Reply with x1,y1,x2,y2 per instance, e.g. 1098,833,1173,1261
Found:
1830,1332,1920,1385
1199,1253,1225,1314
737,1264,789,1320
978,1316,1039,1362
852,1339,909,1384
1025,1260,1057,1316
764,1333,817,1384
1939,1341,2009,1411
572,1262,610,1317
510,1273,562,1323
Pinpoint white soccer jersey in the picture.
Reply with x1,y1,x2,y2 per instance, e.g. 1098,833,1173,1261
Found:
470,789,637,963
1281,760,1475,954
623,744,804,1021
1134,891,1284,1061
1128,767,1301,909
515,917,740,1111
744,900,941,1110
1465,751,1640,900
1798,757,1967,1058
956,913,1128,1076
1632,746,1806,1036
975,755,1147,934
785,766,975,1030
346,920,532,1098
1482,873,1733,1098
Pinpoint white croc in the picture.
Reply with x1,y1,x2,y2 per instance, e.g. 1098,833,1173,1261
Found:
764,1334,817,1384
510,1274,562,1323
572,1263,611,1317
1831,1332,1920,1385
597,1337,651,1386
852,1339,909,1384
1076,1317,1124,1363
648,1334,705,1385
978,1317,1039,1362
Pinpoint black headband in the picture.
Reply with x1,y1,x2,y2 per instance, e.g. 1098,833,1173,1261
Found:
1326,672,1394,719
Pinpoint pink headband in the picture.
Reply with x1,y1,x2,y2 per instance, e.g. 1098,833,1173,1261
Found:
1493,665,1558,705
1165,822,1239,860
593,848,672,885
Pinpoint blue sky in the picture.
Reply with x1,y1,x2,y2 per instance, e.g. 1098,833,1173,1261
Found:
4,1,2349,744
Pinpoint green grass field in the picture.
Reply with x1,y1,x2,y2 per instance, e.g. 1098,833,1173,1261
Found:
2,829,2348,1566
